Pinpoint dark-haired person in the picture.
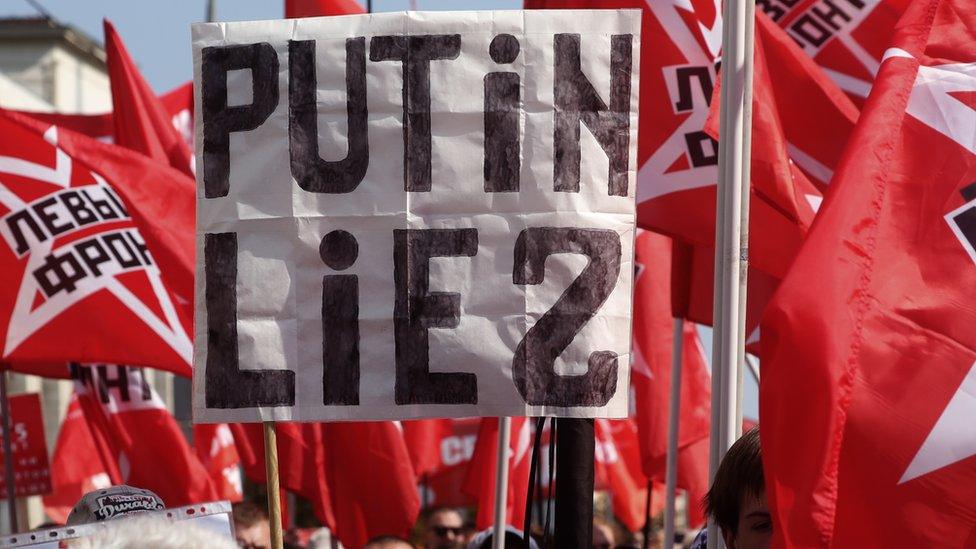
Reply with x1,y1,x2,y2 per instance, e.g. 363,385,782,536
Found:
424,507,465,549
232,501,271,549
697,427,771,549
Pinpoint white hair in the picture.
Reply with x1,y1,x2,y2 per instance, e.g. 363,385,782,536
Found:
67,516,237,549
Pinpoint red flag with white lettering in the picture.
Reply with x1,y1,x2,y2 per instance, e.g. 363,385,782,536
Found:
193,423,243,503
423,419,480,508
104,20,194,177
42,396,113,523
68,364,216,509
761,0,976,544
0,111,195,376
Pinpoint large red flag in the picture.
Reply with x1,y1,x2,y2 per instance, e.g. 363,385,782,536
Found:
320,422,421,548
284,0,365,17
761,0,976,544
0,111,194,376
103,20,194,177
43,396,113,523
68,364,216,509
193,423,243,503
462,417,531,531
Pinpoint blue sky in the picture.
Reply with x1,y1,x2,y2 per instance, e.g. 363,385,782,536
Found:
2,0,521,92
1,0,760,420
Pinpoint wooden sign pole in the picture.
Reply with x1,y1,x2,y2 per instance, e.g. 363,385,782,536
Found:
263,421,284,549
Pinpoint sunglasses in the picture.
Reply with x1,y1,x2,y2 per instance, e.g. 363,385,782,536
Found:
431,526,464,537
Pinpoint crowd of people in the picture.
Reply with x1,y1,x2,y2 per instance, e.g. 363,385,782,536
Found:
44,430,767,548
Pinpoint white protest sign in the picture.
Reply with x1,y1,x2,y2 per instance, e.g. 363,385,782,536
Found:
192,10,640,422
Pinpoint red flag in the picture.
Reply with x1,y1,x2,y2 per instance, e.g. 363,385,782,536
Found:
43,396,113,523
193,423,243,503
320,422,421,548
103,20,194,177
284,0,365,17
231,423,335,529
423,419,481,508
158,82,194,152
68,364,216,509
0,111,194,376
594,419,655,533
761,0,976,544
760,0,910,106
462,417,531,530
10,81,194,147
631,231,710,479
402,419,453,477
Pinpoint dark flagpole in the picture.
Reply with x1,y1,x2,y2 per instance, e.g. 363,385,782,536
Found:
0,368,17,533
553,418,593,549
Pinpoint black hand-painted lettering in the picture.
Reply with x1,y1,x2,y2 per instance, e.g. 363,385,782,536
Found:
484,34,521,193
370,34,461,192
320,230,360,405
289,38,369,193
322,274,359,405
319,229,359,271
201,43,279,198
553,33,632,196
393,228,478,405
512,227,621,407
204,232,295,408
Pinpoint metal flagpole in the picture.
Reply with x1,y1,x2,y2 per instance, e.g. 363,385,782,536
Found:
663,317,684,548
264,422,284,549
707,0,754,545
736,0,756,438
493,417,511,549
0,369,16,534
206,0,216,22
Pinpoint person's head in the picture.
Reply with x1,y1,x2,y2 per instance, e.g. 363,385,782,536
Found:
363,534,413,549
232,502,271,549
424,508,465,549
592,519,616,549
705,427,770,549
